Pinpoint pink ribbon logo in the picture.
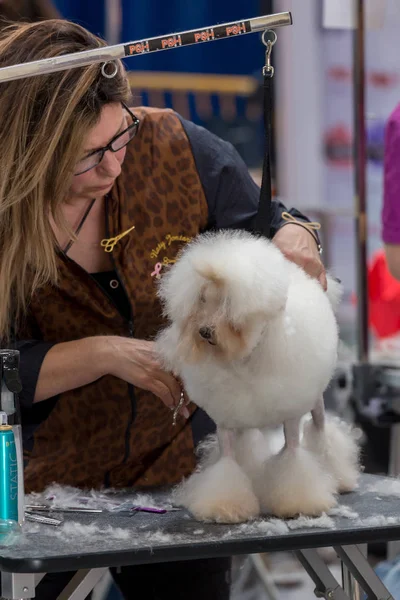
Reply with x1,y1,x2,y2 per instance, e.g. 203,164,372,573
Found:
151,262,163,278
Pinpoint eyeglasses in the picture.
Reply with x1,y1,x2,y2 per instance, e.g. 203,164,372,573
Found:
74,103,140,176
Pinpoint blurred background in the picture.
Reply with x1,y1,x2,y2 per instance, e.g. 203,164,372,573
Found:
10,0,400,598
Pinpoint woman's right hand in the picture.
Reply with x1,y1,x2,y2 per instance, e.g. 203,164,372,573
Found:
104,336,189,417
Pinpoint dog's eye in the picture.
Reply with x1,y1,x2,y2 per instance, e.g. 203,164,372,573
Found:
200,293,206,303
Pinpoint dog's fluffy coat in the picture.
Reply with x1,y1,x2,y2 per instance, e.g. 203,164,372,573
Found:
156,230,359,523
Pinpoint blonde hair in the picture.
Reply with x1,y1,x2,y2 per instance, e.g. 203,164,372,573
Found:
0,20,130,341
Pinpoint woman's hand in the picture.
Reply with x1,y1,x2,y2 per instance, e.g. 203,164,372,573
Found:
105,337,190,417
273,223,327,290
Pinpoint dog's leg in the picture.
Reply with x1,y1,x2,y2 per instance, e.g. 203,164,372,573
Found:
218,428,235,458
303,397,360,493
254,417,337,518
284,417,301,449
311,396,325,430
173,426,260,524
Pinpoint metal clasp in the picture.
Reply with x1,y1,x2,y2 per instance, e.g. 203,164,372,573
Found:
262,29,277,78
101,60,119,79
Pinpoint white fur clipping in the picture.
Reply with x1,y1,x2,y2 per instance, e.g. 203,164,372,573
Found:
218,512,338,539
25,484,175,512
229,518,289,537
27,484,90,508
286,514,335,530
56,522,131,541
328,505,359,519
354,515,400,527
364,479,400,497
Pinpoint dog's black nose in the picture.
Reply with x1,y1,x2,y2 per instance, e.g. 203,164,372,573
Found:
199,327,212,340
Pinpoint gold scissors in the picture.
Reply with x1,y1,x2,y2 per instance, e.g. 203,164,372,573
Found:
101,225,136,253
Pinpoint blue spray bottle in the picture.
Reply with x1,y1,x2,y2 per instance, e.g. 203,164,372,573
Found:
0,350,24,525
0,411,18,522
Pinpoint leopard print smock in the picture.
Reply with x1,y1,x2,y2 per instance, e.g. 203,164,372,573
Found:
21,108,209,492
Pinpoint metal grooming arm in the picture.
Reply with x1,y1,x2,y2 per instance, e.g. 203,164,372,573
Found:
0,12,292,83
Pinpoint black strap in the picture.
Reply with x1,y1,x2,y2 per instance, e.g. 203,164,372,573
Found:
63,198,96,254
254,38,274,239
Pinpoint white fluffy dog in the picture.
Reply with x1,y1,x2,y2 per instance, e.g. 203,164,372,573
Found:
156,230,360,523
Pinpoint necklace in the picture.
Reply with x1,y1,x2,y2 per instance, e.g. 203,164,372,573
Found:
63,198,96,255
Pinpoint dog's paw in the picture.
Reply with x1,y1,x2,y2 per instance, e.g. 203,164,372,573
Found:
191,494,260,524
262,483,337,519
175,456,260,523
255,447,337,518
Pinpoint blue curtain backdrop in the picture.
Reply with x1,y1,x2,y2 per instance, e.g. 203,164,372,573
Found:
53,0,264,75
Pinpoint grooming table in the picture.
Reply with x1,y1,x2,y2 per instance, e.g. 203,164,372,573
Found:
0,473,399,600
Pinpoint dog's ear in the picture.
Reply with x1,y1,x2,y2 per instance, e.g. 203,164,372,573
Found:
194,264,225,287
216,309,270,361
231,310,271,335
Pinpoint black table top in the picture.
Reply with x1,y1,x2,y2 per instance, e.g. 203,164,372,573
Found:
1,473,400,574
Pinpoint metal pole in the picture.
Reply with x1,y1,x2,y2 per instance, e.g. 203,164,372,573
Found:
104,0,122,45
0,12,292,83
342,563,363,600
353,0,369,364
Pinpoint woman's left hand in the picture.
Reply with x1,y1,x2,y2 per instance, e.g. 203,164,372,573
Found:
273,224,327,290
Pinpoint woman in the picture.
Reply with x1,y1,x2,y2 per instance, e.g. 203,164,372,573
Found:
0,19,325,599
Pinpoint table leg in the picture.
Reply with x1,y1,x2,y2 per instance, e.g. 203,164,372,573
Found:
295,548,350,599
1,572,37,599
56,568,109,600
1,568,108,600
296,544,394,600
334,545,394,600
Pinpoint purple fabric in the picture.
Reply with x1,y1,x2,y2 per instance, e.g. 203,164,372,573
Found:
383,103,400,244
